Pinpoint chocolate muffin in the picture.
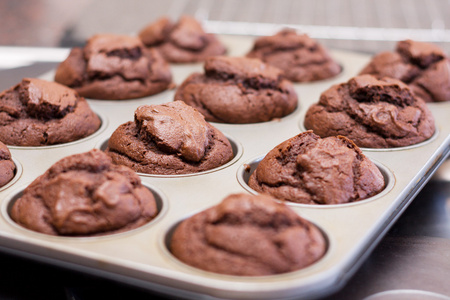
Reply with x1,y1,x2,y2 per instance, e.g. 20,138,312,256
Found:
10,149,157,236
246,29,342,82
138,15,226,63
170,193,326,276
0,78,101,146
248,131,385,205
0,141,15,187
174,56,298,123
105,101,234,175
304,74,436,148
359,39,450,102
55,33,172,100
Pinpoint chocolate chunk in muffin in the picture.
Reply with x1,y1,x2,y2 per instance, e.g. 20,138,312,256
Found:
55,33,173,100
248,131,385,205
138,15,226,63
0,141,15,187
0,78,101,146
105,101,234,175
246,29,342,82
10,149,157,236
304,74,435,148
359,39,450,102
174,56,298,123
170,193,326,276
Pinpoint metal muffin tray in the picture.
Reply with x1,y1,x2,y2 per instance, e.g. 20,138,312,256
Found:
0,35,449,300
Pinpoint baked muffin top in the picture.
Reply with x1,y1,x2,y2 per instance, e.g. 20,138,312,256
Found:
0,141,15,187
248,131,385,204
10,149,157,236
55,33,172,100
359,39,450,102
174,56,298,123
0,78,101,146
105,101,234,175
138,15,226,63
170,193,326,276
304,74,436,148
246,29,341,82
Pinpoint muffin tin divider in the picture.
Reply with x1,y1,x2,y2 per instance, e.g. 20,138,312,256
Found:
0,36,448,300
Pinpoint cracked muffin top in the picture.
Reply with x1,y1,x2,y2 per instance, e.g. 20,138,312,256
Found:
303,74,435,148
174,56,298,123
54,33,173,100
105,101,234,175
359,39,450,102
10,149,158,236
0,141,15,187
170,193,326,276
246,29,342,82
138,15,226,63
0,78,101,146
248,131,385,205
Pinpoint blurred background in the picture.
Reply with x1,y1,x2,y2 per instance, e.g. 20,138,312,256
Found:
1,0,450,69
0,1,450,300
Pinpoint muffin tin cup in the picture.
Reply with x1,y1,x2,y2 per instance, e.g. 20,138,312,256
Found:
297,113,441,152
236,155,395,208
158,212,331,279
96,133,244,178
0,157,23,193
0,35,448,300
1,182,169,241
7,111,109,150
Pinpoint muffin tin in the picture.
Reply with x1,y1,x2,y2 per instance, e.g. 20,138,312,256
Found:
0,35,449,300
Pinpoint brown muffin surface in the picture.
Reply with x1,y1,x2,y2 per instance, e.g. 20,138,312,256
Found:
0,141,15,187
359,40,450,102
174,56,298,123
0,78,101,146
248,131,385,205
304,74,435,148
55,34,172,100
105,101,234,175
170,193,326,276
10,149,157,236
138,15,226,63
246,29,341,82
